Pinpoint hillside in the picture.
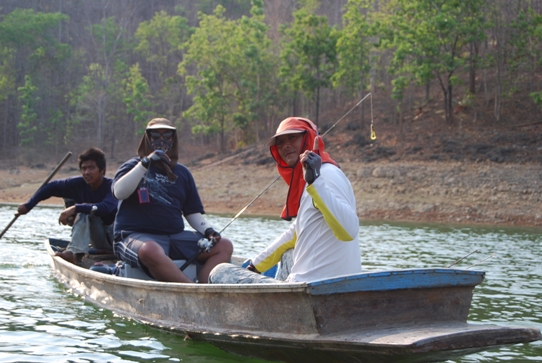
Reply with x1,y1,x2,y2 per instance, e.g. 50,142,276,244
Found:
1,93,541,227
187,92,542,227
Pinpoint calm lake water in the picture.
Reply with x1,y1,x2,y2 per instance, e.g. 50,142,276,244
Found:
0,205,540,363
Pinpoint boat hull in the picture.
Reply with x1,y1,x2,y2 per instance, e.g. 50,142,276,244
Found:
45,238,541,363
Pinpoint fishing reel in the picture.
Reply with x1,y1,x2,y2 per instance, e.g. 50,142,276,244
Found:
197,237,217,253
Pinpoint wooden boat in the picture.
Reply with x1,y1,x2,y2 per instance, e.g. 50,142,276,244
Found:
45,238,540,363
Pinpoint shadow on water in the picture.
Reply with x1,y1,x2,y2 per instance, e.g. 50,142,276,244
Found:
0,205,540,362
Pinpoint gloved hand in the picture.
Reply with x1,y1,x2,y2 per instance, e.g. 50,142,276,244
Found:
204,227,221,244
244,259,260,274
302,151,322,184
141,150,170,169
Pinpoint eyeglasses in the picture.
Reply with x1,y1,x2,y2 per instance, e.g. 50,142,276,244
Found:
148,131,174,140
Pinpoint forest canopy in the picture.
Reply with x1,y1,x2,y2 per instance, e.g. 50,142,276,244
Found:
1,0,541,162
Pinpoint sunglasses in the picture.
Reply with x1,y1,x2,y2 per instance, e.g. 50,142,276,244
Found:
148,131,174,140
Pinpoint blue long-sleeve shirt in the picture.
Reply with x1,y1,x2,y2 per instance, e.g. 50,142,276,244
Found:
24,176,117,225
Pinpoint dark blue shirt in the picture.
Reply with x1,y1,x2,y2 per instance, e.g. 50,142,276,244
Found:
24,176,117,225
112,157,204,236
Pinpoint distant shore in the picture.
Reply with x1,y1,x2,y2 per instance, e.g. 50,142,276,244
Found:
191,161,542,227
1,160,541,228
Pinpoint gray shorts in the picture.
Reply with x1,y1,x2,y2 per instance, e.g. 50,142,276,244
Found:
113,230,203,272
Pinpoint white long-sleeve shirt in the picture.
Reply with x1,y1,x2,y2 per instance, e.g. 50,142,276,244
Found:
252,164,361,282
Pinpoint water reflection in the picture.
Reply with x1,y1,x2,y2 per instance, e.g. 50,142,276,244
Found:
0,206,540,362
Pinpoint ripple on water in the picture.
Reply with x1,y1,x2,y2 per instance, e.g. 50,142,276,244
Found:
0,207,540,363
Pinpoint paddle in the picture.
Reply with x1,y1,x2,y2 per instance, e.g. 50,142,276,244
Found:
0,151,73,239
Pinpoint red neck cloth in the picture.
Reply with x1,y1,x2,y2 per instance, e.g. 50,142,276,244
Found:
269,117,338,220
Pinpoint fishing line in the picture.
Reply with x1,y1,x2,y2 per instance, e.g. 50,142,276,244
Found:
321,92,374,138
370,93,376,140
466,253,496,269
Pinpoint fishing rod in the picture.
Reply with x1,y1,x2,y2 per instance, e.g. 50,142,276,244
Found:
179,176,281,272
219,93,374,234
0,151,73,239
218,176,280,235
180,94,374,271
446,249,479,268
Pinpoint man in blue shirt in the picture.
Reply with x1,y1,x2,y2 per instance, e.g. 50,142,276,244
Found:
112,118,233,283
18,148,117,264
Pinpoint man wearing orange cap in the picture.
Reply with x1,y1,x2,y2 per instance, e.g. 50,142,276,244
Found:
210,117,361,283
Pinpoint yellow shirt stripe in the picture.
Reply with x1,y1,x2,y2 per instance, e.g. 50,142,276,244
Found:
255,232,297,273
306,184,354,241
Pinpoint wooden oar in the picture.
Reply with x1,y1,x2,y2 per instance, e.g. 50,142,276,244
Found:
0,151,73,239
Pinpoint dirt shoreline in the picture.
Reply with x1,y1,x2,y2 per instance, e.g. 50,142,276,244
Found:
192,160,542,227
1,159,540,228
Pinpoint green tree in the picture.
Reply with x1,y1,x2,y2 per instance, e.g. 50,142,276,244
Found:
334,0,372,97
180,6,234,151
195,0,252,18
333,0,374,128
0,9,70,155
226,0,276,144
71,17,130,150
510,8,542,96
279,0,338,125
180,1,275,150
0,47,16,153
70,63,108,135
525,8,542,112
17,75,39,147
0,9,70,71
134,10,193,120
390,75,410,132
70,59,129,155
123,63,153,133
383,0,486,123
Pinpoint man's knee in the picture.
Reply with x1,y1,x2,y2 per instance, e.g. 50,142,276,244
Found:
217,237,234,255
138,241,165,265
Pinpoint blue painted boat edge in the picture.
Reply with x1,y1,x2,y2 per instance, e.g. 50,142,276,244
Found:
307,268,485,295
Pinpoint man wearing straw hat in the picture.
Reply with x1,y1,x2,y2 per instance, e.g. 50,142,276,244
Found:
112,118,233,283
